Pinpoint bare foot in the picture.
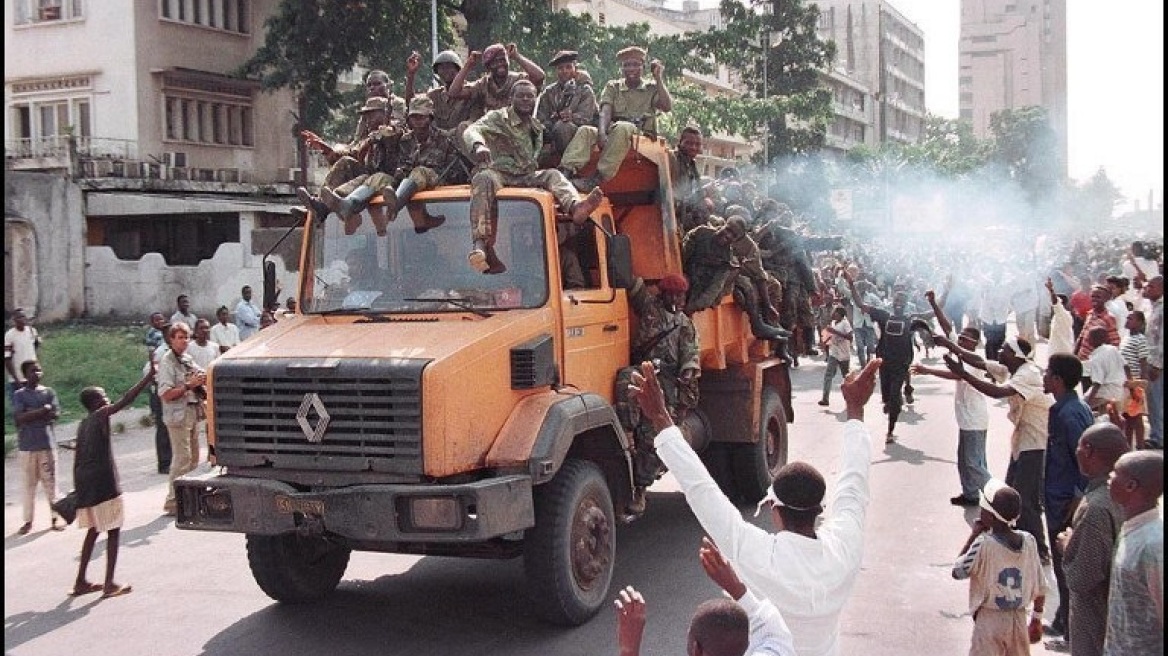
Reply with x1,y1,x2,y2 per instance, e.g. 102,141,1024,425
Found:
571,188,605,223
101,584,133,599
69,581,103,597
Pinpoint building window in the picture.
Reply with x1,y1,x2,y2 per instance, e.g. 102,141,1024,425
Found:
12,0,84,24
88,214,241,265
8,93,92,156
159,0,248,34
162,94,253,146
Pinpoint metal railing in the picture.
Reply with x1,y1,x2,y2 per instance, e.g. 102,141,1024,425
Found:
4,136,139,160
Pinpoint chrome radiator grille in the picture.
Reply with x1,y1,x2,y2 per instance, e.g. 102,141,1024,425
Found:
210,358,427,474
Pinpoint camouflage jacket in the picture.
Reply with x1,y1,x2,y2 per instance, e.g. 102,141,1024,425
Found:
348,95,408,144
669,149,702,204
427,86,482,132
535,79,598,130
360,125,406,174
398,129,460,177
463,106,544,176
467,71,541,113
629,278,699,377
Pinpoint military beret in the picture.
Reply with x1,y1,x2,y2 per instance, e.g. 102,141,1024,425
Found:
359,96,390,113
482,43,508,65
616,46,647,62
408,96,435,117
548,50,579,67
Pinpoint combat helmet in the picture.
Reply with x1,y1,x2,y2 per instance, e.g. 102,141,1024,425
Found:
433,50,463,70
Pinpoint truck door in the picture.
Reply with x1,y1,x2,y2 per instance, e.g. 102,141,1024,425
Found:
559,219,628,402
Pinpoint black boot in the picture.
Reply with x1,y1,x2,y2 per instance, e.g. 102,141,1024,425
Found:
296,186,331,220
396,179,446,233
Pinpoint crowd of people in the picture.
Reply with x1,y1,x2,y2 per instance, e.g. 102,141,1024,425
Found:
7,37,1165,655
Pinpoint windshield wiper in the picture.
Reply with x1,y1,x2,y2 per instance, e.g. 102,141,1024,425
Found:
402,296,493,318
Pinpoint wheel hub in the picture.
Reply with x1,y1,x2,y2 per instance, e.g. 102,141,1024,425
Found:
569,500,611,591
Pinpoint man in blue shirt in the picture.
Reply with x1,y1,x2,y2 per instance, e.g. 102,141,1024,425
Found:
12,360,62,534
1042,353,1093,638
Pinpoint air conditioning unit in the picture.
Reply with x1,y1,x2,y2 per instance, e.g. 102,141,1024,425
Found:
215,168,240,183
195,168,215,182
139,162,164,179
280,167,302,182
87,160,115,177
162,151,187,168
170,166,190,180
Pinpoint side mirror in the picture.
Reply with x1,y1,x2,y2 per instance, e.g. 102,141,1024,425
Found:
262,260,278,310
607,234,634,290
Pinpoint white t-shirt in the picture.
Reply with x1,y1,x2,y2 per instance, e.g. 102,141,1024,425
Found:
947,331,989,431
827,318,853,362
1106,297,1130,340
209,322,240,350
1087,344,1127,403
988,360,1051,458
186,340,220,369
1047,300,1076,357
4,325,39,383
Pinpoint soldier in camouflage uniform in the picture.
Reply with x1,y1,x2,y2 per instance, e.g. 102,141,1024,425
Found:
559,46,674,190
404,49,482,166
320,97,459,236
448,43,546,114
670,126,715,233
536,50,598,166
463,80,605,274
681,216,789,342
754,206,819,363
297,96,402,235
615,273,699,514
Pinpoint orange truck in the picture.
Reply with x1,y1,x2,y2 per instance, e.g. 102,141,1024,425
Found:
174,139,793,625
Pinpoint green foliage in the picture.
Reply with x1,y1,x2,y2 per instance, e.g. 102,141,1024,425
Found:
1066,167,1124,224
988,105,1062,204
4,323,150,447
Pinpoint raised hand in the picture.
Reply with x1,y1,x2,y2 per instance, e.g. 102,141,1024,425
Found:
628,361,673,434
614,585,646,656
406,51,420,75
841,357,881,411
699,536,746,600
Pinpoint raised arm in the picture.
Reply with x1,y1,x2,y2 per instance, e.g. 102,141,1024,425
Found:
943,354,1016,399
102,363,156,418
648,59,672,112
507,43,545,88
403,51,421,104
925,288,952,337
446,50,479,99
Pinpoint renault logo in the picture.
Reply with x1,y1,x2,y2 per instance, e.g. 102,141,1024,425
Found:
296,393,330,443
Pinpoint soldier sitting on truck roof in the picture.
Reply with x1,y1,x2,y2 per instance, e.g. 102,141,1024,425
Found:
318,97,458,237
535,50,598,168
462,79,605,274
614,273,700,515
448,43,546,114
558,46,673,192
296,96,404,235
681,216,790,344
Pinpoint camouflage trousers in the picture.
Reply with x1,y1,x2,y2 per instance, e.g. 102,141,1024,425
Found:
781,285,815,330
684,266,738,314
734,274,784,325
469,168,579,245
560,122,640,181
615,365,698,487
335,167,444,231
323,156,369,190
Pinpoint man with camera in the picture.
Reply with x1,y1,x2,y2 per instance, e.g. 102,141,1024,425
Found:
157,322,207,517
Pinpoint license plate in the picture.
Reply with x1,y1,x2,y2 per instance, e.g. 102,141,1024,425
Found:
274,495,325,516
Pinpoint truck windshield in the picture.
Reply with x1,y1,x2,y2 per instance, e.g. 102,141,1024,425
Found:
305,198,549,314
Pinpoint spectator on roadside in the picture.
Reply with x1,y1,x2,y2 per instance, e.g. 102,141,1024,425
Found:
1102,450,1164,655
951,479,1047,654
627,358,880,656
1040,353,1093,639
234,285,261,340
209,306,240,354
186,319,220,370
13,359,62,535
1055,423,1128,656
613,536,795,656
169,294,197,328
5,307,41,413
817,306,852,407
157,322,206,516
70,363,155,600
1045,278,1076,358
144,313,171,474
1074,285,1120,394
1119,311,1150,450
1142,275,1163,449
1083,327,1126,413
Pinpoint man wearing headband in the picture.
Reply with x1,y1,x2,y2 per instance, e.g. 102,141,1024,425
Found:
938,333,1054,564
952,479,1048,653
627,357,881,656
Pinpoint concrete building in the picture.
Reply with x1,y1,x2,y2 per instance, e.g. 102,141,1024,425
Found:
816,0,926,145
5,0,302,322
554,0,754,176
959,0,1067,176
819,66,875,162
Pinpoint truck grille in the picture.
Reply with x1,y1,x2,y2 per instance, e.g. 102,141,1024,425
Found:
211,358,427,474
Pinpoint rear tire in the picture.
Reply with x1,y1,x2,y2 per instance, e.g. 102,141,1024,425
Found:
246,533,350,603
729,388,788,503
524,459,615,625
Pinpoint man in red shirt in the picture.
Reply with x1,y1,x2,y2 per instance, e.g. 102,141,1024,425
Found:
1068,274,1094,339
1075,284,1121,394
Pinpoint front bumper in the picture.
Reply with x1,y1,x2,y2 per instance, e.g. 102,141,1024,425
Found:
173,470,534,543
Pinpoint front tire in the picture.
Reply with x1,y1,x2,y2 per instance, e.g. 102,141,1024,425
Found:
246,533,351,603
524,459,615,625
730,387,788,503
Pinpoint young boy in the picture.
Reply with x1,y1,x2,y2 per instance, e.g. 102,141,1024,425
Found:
1083,326,1127,412
952,479,1047,655
12,359,62,535
69,363,155,599
1119,311,1150,449
818,306,853,407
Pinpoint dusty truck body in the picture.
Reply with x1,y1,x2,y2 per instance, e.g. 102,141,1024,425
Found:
174,139,793,625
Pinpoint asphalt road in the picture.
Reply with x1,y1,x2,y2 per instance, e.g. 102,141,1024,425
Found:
5,348,1073,656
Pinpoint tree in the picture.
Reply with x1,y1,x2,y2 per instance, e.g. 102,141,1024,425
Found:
1066,167,1124,225
988,106,1063,205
